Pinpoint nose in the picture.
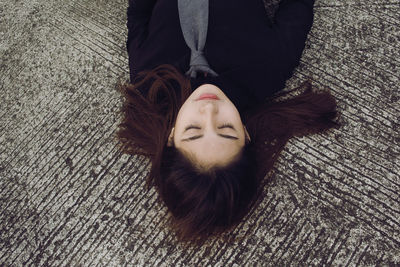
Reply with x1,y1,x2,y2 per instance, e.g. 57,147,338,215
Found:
199,101,218,115
199,102,219,132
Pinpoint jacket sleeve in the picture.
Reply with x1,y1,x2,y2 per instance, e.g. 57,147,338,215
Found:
273,0,315,64
126,0,157,51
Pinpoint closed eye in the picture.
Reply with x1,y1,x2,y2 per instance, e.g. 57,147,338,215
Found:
184,125,201,132
185,124,235,131
218,123,235,130
181,134,238,142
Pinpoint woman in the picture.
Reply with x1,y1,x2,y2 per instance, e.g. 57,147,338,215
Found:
118,0,339,242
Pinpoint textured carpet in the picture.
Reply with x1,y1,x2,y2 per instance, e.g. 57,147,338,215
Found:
0,0,399,266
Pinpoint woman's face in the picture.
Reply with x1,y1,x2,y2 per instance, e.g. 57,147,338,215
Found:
169,84,249,168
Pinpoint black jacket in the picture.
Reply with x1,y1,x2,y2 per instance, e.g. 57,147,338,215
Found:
127,0,315,113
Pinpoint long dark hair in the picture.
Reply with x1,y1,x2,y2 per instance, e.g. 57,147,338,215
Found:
159,144,257,242
117,64,339,242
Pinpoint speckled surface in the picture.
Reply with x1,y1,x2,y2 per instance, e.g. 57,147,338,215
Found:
0,0,399,266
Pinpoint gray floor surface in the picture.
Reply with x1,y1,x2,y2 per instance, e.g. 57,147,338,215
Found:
1,0,399,266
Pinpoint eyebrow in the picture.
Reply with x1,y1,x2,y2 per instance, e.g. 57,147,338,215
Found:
181,134,239,142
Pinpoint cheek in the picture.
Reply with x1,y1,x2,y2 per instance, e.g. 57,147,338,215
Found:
175,103,188,124
174,104,194,130
221,106,242,123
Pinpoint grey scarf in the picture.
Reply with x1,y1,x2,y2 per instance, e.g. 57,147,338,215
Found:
178,0,218,78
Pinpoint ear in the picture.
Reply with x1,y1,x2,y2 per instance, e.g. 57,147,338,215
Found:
244,125,251,143
167,127,175,147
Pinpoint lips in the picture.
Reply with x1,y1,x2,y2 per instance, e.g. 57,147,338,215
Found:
196,93,219,101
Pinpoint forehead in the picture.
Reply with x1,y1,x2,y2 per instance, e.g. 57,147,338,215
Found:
177,137,244,167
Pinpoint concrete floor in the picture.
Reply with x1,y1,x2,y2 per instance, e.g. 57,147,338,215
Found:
0,0,399,266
